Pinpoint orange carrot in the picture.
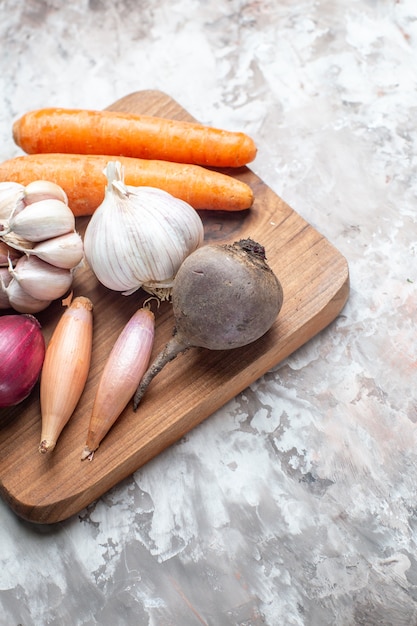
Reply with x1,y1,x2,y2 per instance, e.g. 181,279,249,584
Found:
0,153,254,216
12,108,257,168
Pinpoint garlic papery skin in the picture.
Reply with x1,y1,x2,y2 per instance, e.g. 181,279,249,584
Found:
84,161,204,299
0,182,25,221
0,240,22,266
9,255,73,301
7,198,75,242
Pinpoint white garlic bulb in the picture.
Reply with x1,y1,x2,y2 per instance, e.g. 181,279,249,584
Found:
84,161,204,300
0,179,83,313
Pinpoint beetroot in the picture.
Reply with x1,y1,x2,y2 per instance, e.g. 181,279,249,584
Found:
133,238,283,410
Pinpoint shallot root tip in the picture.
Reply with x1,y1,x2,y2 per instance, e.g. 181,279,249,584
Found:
38,439,55,454
81,446,95,461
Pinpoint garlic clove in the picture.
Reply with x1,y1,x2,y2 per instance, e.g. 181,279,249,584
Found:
8,198,75,242
9,255,73,301
24,180,68,206
5,277,52,313
29,231,84,269
0,181,25,221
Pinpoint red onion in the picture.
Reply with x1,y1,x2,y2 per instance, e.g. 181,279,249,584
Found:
0,313,45,408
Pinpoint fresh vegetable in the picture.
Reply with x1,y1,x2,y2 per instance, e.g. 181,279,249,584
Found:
24,179,68,205
81,306,155,461
83,161,204,300
0,153,254,215
133,238,283,410
0,180,84,313
0,181,24,220
21,232,84,270
8,256,73,302
39,296,93,454
0,313,45,408
4,198,75,242
12,107,257,168
2,278,52,314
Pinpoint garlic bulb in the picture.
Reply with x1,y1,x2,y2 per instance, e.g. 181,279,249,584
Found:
0,179,83,313
84,161,204,299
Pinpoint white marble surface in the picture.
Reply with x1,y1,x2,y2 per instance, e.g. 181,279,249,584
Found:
1,1,417,624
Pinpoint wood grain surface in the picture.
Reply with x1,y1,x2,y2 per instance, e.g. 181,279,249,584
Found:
0,90,349,524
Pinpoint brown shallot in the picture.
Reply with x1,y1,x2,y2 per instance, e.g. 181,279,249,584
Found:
81,306,155,461
39,295,93,454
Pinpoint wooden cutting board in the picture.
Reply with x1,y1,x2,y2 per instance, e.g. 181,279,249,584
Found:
0,90,349,524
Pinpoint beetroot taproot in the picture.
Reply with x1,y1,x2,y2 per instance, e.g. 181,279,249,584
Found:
133,238,283,411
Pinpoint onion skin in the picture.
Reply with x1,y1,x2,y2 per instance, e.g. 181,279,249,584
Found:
133,238,283,411
0,314,45,408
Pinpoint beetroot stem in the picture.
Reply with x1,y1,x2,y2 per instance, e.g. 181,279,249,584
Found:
133,334,189,411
